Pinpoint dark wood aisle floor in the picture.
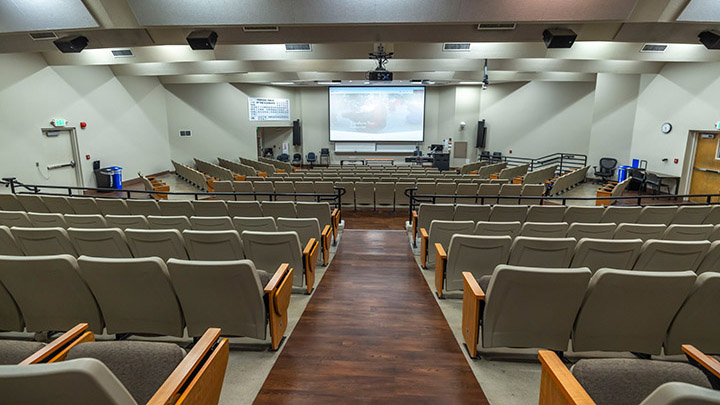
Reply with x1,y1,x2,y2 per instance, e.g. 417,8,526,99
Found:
254,230,487,404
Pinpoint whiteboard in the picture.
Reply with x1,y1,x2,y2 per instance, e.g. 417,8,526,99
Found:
334,143,376,153
248,98,290,121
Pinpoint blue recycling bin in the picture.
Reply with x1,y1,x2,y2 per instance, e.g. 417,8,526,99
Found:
108,166,123,190
618,165,632,182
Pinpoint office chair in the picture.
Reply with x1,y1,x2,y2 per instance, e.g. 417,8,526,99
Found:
645,172,671,195
306,152,317,168
263,148,274,158
593,158,617,183
628,167,646,192
320,148,330,166
479,151,490,161
292,153,302,167
277,153,290,162
491,152,503,163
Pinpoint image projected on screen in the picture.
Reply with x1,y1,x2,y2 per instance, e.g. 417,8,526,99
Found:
329,87,425,142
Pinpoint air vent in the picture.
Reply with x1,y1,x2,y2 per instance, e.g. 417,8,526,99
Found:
111,49,134,58
640,43,668,53
29,32,58,40
179,130,192,137
285,43,311,52
443,42,472,52
476,23,517,31
243,26,279,32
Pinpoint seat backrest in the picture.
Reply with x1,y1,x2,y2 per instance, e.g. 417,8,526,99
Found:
11,227,77,256
233,216,277,233
672,205,712,224
28,212,67,228
125,199,161,216
520,222,569,238
64,214,108,229
521,184,545,205
570,238,643,272
40,195,75,214
525,205,565,223
0,280,23,332
158,200,195,217
483,265,591,351
147,215,192,231
0,226,22,255
703,205,720,225
498,184,522,204
488,205,527,222
427,220,475,261
191,200,228,217
637,206,678,224
295,202,332,230
261,201,297,219
95,199,131,216
600,206,642,224
213,180,234,200
567,223,617,240
67,197,101,214
445,235,512,291
189,216,234,231
614,223,666,241
0,254,103,332
105,215,149,230
227,201,263,217
232,181,255,201
663,224,714,241
417,204,455,232
67,228,133,258
241,231,302,287
124,229,188,260
633,239,710,272
598,157,617,171
474,221,522,238
77,256,185,336
0,210,32,227
508,236,577,267
0,195,24,211
0,359,138,405
572,269,696,354
167,259,265,339
276,217,321,247
453,204,491,222
182,230,244,261
664,272,720,355
697,240,720,274
478,184,500,204
16,195,49,213
564,206,604,223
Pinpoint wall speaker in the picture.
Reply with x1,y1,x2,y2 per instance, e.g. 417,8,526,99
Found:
186,30,218,50
292,119,302,146
53,36,88,53
699,30,720,50
542,28,577,48
476,120,486,148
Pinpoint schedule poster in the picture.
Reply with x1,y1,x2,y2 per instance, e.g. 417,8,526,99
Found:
248,98,291,121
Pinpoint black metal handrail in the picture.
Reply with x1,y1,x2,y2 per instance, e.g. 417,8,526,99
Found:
404,187,720,222
2,177,346,210
501,152,588,175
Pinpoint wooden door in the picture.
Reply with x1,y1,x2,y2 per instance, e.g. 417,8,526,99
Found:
690,133,720,202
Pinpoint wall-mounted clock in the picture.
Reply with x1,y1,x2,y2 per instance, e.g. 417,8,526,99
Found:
661,122,673,134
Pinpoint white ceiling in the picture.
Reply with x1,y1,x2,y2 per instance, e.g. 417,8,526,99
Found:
1,0,719,86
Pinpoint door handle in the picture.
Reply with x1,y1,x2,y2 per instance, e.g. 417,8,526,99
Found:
47,160,76,170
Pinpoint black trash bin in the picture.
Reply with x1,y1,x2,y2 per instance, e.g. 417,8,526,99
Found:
94,167,115,191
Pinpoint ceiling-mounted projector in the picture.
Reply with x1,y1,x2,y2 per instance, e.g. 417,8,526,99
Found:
367,44,393,81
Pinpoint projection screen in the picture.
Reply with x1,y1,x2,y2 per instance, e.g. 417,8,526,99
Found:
329,86,425,142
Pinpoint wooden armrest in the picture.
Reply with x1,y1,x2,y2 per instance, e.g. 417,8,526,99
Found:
420,228,429,268
265,264,293,351
434,243,447,298
302,238,319,294
683,345,720,380
154,185,170,192
412,210,419,240
461,272,485,359
331,208,339,241
321,225,331,266
148,328,229,405
538,350,594,405
20,323,94,365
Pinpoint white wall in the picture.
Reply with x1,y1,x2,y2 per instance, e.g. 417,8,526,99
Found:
630,62,720,180
0,53,169,190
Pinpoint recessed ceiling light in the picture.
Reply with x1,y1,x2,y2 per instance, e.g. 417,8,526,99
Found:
271,82,294,85
317,82,336,85
458,81,482,85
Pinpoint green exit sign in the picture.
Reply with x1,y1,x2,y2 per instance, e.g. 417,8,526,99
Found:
53,119,66,127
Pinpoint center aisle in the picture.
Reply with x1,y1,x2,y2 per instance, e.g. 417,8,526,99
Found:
255,230,488,403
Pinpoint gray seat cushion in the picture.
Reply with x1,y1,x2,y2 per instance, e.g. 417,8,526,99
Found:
572,358,711,405
478,275,492,293
257,269,271,287
0,340,45,365
66,341,185,404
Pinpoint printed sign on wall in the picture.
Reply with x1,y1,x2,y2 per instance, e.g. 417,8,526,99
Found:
249,98,291,121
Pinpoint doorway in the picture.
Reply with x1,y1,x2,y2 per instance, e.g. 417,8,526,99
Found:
39,127,84,190
687,130,720,203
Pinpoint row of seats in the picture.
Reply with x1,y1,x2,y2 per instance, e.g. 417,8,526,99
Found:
459,160,487,174
0,254,293,350
259,156,293,173
413,182,545,204
194,158,238,181
0,324,229,404
217,156,257,177
170,160,213,191
212,180,337,202
239,156,276,174
518,164,558,185
471,162,509,178
412,203,720,241
493,163,529,180
461,266,719,359
431,233,720,297
548,165,590,195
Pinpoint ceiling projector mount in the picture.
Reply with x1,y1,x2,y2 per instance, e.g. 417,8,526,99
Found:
367,44,394,81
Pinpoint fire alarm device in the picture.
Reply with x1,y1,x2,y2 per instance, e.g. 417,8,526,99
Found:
80,122,87,129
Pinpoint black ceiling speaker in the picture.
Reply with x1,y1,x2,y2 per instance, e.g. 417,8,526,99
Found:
186,30,218,50
542,28,577,49
53,36,88,53
699,30,720,50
